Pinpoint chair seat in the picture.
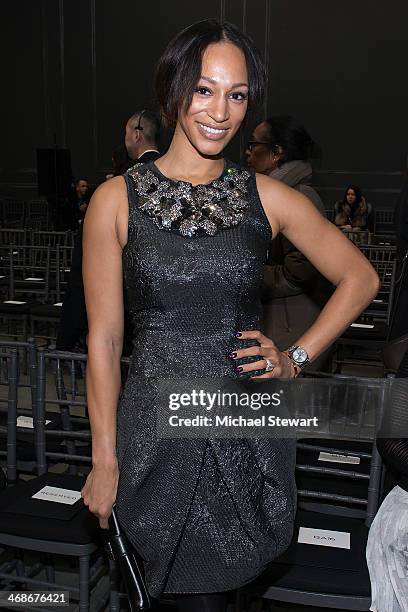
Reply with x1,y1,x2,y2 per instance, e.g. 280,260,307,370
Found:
251,510,371,598
297,447,371,476
0,300,40,314
0,472,101,545
340,322,388,341
296,472,368,502
30,303,62,318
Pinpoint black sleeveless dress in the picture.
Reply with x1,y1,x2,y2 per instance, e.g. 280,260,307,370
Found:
115,159,297,598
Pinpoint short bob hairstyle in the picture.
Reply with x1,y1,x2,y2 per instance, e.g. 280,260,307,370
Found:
154,19,266,126
263,115,322,165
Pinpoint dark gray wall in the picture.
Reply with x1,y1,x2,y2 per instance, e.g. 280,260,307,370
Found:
2,0,407,207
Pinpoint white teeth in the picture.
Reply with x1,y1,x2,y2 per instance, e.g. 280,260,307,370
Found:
199,123,227,135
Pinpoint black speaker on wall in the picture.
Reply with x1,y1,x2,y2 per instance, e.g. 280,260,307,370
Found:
36,148,72,198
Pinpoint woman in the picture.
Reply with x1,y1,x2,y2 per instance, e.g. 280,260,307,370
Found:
334,184,374,232
81,19,379,611
246,115,332,369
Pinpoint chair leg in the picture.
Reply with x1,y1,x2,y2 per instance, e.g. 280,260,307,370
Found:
78,555,90,612
44,553,55,584
14,549,27,589
108,559,120,612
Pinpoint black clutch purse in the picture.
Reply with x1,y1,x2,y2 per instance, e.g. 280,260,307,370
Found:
106,504,151,611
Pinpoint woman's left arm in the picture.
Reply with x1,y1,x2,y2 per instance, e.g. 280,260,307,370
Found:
256,174,380,366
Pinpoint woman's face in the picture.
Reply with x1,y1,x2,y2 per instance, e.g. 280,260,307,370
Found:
246,122,277,174
177,41,249,157
346,189,357,205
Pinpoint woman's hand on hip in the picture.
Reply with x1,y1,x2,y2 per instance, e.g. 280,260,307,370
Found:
81,459,119,529
233,330,296,378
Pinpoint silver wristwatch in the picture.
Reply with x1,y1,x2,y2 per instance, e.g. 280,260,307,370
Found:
287,345,310,372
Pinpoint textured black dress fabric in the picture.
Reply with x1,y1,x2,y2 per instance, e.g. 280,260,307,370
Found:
115,160,297,598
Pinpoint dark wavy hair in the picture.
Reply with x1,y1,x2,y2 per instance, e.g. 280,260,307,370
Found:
263,115,322,165
154,19,266,126
342,184,363,207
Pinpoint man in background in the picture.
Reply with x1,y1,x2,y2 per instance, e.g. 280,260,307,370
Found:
114,109,161,174
56,111,161,352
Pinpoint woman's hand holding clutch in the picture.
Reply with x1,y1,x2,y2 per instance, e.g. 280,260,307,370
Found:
81,459,119,529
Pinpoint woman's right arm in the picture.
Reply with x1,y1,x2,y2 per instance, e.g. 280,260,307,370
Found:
81,176,128,528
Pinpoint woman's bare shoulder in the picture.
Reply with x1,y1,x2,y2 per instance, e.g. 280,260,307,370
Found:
87,176,127,212
84,177,129,247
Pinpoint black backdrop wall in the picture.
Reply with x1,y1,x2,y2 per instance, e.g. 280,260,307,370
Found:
2,0,407,207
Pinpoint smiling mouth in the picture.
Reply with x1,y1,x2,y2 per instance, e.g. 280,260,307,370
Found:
198,122,229,135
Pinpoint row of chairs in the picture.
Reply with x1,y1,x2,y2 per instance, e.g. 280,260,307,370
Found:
0,340,132,611
333,246,399,372
0,228,77,248
0,244,73,346
0,340,390,612
237,374,391,610
324,208,395,236
0,199,51,231
0,339,393,610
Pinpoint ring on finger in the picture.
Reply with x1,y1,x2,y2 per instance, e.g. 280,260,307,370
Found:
264,358,275,372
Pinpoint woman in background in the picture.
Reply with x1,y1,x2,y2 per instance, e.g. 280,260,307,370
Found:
246,115,333,370
334,184,374,232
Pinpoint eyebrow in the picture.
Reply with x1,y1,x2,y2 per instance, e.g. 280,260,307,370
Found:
200,75,249,88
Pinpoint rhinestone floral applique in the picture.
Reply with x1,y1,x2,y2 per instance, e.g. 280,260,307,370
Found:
126,162,251,237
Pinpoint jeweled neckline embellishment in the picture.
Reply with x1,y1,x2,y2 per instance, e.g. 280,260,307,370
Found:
126,161,251,237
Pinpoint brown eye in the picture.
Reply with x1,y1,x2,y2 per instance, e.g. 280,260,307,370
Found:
195,86,211,96
230,92,248,101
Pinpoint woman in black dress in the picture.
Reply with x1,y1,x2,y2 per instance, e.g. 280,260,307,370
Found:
81,19,379,611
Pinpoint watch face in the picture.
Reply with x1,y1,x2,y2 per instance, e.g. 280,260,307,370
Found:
292,347,308,364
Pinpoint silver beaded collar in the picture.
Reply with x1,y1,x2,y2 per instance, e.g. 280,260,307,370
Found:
126,161,251,238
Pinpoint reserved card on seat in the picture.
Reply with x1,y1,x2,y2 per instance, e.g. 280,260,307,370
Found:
17,415,51,429
298,527,350,549
24,277,44,281
53,302,63,306
318,451,360,465
32,486,82,505
3,300,26,304
350,322,374,329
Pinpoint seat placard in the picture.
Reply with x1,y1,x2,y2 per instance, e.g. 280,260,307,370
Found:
298,527,350,549
318,451,360,465
32,486,82,505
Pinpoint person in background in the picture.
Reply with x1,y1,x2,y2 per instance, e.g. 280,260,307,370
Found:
110,111,161,176
68,177,90,227
246,115,333,370
124,109,161,166
334,185,374,232
56,111,161,351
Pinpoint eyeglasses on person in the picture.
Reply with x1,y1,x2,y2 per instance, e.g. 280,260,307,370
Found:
247,140,271,151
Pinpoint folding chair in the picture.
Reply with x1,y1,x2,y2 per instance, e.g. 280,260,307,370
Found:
0,339,39,479
236,376,387,611
359,244,397,263
334,259,397,371
30,246,70,343
25,200,50,231
0,202,26,229
374,209,395,236
31,231,71,248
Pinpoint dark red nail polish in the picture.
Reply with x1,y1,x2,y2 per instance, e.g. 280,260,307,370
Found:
236,332,242,338
235,366,243,372
229,352,237,359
